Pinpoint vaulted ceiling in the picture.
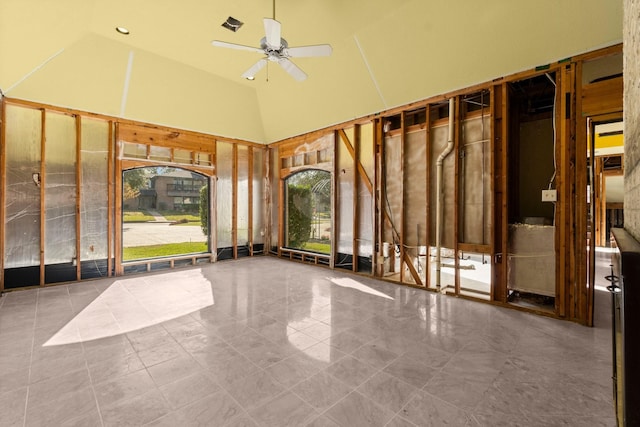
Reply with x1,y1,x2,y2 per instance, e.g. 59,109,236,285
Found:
1,0,622,143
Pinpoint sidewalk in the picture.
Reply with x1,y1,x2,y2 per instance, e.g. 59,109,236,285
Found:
146,209,168,222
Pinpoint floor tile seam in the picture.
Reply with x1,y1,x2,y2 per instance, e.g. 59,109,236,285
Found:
249,387,320,426
403,387,473,421
287,384,331,417
86,380,106,427
21,385,29,427
96,385,167,416
352,366,424,416
324,388,395,426
382,414,419,427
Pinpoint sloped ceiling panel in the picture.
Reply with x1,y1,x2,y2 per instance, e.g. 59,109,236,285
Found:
1,0,623,144
0,0,93,93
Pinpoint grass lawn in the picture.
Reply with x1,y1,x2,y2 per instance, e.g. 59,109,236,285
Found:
123,211,154,222
302,241,331,254
160,211,200,223
123,242,208,260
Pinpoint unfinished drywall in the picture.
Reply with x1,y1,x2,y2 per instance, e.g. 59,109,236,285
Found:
460,115,492,245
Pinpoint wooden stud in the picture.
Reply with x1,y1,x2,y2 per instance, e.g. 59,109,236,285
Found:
353,125,360,273
424,105,431,288
453,97,461,296
331,131,338,269
494,83,509,303
0,99,6,291
76,115,82,280
40,109,46,286
556,67,569,318
574,60,591,324
278,167,284,257
374,119,383,277
399,112,406,284
248,146,254,256
232,144,238,259
263,147,271,253
107,121,114,277
211,149,217,262
114,125,124,275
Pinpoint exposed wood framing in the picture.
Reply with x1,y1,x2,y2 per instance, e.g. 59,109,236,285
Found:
249,147,254,256
331,131,338,269
114,129,124,276
374,119,383,277
424,106,432,287
211,141,217,262
107,121,114,277
399,113,406,284
0,100,5,291
278,172,284,257
575,61,590,325
232,144,238,259
353,125,360,272
453,98,461,295
39,109,46,286
76,115,82,280
493,84,508,303
263,147,271,252
582,77,623,117
556,66,569,318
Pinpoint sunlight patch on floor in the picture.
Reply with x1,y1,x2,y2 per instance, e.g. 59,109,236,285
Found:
43,268,214,346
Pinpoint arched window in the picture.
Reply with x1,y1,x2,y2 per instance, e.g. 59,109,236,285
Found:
122,167,209,260
284,169,331,254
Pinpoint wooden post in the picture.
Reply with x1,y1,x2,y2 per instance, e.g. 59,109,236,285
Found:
114,125,123,275
248,146,254,256
399,112,406,284
0,100,6,291
232,144,238,259
493,84,509,303
107,121,114,276
425,106,432,288
453,97,461,295
76,115,82,280
353,125,360,272
331,131,338,269
40,109,46,286
374,119,383,277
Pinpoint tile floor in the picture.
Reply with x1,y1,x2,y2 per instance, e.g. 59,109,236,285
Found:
0,256,615,426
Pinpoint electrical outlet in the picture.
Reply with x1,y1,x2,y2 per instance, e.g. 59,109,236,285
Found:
542,189,557,202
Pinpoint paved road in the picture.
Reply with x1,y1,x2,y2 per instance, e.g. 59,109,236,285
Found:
123,222,207,247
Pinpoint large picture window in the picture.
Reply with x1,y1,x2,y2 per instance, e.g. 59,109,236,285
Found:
122,167,209,261
285,169,331,254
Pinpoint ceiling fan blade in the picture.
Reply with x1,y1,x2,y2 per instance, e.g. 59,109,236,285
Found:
241,58,268,79
211,40,263,54
286,44,333,58
278,58,307,81
263,18,282,49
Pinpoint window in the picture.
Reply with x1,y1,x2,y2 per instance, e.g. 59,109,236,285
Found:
285,169,331,254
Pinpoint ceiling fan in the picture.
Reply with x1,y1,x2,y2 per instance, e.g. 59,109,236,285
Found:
211,7,332,81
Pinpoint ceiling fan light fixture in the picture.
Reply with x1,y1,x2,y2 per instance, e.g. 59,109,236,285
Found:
222,17,244,32
245,76,255,81
115,26,130,35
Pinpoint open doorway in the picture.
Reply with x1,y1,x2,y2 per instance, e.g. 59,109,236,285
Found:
505,73,558,312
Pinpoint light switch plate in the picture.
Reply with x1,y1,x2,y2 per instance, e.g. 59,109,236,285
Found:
542,189,557,202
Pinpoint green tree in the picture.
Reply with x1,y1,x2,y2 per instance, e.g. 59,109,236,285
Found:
287,184,312,249
124,168,147,192
199,184,208,236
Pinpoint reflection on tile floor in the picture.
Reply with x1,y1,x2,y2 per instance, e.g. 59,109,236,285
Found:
0,257,615,426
